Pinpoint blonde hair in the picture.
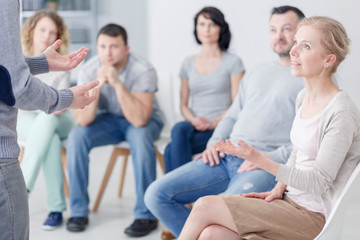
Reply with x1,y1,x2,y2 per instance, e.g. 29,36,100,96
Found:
21,10,70,56
299,16,350,74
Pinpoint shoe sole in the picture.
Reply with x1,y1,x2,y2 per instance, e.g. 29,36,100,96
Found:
42,222,62,231
124,225,157,237
66,226,86,232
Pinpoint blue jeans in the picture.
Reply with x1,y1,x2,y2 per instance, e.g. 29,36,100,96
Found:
67,113,162,220
144,154,276,236
164,121,213,173
0,159,29,240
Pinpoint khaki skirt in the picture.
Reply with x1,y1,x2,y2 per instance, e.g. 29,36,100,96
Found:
222,194,325,240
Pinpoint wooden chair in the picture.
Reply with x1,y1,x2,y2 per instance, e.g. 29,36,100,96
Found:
92,142,165,212
18,141,70,198
92,71,175,212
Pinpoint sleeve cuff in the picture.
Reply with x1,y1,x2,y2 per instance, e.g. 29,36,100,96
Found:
58,88,74,110
25,54,49,75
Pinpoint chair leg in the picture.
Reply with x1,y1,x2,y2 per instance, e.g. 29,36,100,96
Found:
61,147,70,198
92,148,120,212
155,146,165,173
117,155,128,197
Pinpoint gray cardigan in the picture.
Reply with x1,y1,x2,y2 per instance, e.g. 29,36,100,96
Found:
277,89,360,219
0,0,73,159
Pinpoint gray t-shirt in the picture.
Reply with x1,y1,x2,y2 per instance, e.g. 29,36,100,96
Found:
78,53,164,125
179,52,245,121
208,61,305,164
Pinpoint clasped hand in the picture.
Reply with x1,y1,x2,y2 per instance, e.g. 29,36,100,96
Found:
97,65,120,87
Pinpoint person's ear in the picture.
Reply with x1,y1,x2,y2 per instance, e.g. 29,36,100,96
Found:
324,54,336,69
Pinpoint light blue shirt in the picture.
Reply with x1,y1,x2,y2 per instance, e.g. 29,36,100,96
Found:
208,61,305,164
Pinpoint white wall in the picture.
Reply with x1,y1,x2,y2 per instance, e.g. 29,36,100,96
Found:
147,0,360,108
96,0,148,59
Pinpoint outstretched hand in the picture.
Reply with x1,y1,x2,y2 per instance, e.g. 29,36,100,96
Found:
214,139,263,165
44,40,89,71
69,80,99,109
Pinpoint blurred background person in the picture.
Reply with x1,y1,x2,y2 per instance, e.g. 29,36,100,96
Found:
18,9,74,230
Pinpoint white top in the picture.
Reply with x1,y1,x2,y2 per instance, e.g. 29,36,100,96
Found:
287,93,340,214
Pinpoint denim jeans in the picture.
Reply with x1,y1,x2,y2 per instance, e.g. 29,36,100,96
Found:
66,113,162,220
164,121,213,173
0,159,29,240
144,154,276,236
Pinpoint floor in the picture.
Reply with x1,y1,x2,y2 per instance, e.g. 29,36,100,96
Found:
28,145,360,240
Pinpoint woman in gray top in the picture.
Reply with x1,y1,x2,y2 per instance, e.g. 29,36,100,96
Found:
164,6,245,173
178,17,360,240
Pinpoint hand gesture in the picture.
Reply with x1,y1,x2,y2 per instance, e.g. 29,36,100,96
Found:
194,143,225,167
215,139,263,165
240,182,286,202
69,80,99,109
44,40,89,71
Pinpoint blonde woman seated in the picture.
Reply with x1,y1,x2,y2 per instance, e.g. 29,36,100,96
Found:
178,16,360,240
17,10,74,230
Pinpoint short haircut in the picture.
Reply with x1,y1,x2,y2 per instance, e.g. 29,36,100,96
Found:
193,6,231,51
97,23,128,45
271,5,305,20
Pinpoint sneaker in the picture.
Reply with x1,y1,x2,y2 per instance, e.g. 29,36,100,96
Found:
66,217,89,232
42,212,63,230
124,219,158,237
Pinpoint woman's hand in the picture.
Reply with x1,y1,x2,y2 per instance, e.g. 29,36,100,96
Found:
215,139,263,165
240,182,286,202
44,40,89,71
191,117,211,131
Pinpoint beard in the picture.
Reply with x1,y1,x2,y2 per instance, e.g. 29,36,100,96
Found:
278,50,290,58
273,40,291,58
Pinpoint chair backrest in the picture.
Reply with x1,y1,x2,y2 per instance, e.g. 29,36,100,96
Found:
155,71,177,138
314,162,360,240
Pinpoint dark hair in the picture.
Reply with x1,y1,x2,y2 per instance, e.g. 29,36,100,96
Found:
194,7,231,51
97,23,128,45
271,5,305,20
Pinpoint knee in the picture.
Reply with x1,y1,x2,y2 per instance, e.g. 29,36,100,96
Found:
192,196,217,215
127,127,153,144
67,126,87,145
144,180,164,211
171,121,191,137
198,225,221,240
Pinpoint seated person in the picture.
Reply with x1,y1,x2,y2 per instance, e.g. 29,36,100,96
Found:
65,24,164,237
17,10,74,230
164,6,245,173
178,16,360,240
145,5,305,238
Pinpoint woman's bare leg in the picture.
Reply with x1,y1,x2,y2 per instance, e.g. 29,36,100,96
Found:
198,225,241,240
178,195,239,240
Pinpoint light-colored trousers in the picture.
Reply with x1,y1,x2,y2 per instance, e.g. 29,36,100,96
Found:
17,111,74,212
